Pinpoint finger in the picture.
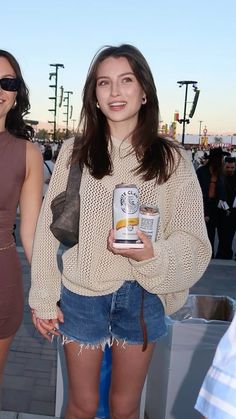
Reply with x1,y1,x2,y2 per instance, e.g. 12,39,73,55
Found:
39,318,62,336
32,318,37,328
109,229,115,240
35,323,51,341
35,318,48,332
56,307,64,323
36,318,53,335
107,232,114,249
49,327,61,337
137,229,150,245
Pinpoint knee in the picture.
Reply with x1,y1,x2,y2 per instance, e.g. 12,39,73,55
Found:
67,396,99,418
110,395,139,419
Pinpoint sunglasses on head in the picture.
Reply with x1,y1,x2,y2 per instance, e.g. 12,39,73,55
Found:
0,77,21,92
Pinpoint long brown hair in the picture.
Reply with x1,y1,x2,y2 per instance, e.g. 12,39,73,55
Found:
0,49,33,140
75,44,181,183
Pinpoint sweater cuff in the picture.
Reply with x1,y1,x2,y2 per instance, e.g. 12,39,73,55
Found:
30,304,58,320
129,242,168,280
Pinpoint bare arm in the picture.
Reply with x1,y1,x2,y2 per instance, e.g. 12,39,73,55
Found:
19,141,43,263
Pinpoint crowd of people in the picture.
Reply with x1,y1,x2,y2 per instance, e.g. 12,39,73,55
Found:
191,146,236,260
0,45,235,419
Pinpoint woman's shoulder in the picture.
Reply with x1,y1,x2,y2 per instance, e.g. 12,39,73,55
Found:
26,141,43,161
6,131,28,148
56,137,75,161
173,146,194,175
61,137,75,151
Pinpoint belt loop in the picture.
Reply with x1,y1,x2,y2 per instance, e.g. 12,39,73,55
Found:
140,288,148,352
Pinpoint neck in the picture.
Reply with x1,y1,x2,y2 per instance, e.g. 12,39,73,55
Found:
108,120,137,143
0,120,6,133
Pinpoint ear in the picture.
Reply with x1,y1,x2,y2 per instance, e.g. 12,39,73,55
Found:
11,92,18,109
12,99,17,109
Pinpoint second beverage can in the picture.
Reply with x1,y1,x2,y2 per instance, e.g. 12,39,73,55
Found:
139,204,160,242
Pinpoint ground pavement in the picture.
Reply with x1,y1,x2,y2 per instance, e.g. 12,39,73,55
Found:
1,223,236,418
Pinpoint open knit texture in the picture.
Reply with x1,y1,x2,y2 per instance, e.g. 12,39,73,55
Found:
29,137,211,319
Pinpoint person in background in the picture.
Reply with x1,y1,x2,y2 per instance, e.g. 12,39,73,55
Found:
29,44,211,419
52,145,61,163
193,150,208,171
216,157,236,259
196,147,227,258
43,146,55,198
184,144,193,162
0,50,43,393
195,310,236,419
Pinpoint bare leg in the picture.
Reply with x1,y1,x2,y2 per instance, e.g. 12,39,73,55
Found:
110,343,155,419
0,334,14,406
0,335,14,382
64,342,104,419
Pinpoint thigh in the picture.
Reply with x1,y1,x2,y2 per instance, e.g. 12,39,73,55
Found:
0,248,24,339
64,341,104,405
59,286,111,347
110,343,155,410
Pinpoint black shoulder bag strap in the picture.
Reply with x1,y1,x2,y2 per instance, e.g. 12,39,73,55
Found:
50,139,82,247
44,161,53,175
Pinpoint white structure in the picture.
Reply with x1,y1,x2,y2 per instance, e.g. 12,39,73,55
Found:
176,134,236,147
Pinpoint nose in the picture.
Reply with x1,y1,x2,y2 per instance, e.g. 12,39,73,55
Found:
110,81,120,97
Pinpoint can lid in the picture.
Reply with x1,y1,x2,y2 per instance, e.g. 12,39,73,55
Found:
115,183,138,188
140,204,159,213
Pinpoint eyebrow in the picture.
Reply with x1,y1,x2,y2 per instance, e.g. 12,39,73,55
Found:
96,72,135,80
1,73,16,78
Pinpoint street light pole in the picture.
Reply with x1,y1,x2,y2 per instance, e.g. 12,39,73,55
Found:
71,119,76,133
177,80,198,145
48,63,64,142
198,120,203,145
182,82,189,145
63,91,73,138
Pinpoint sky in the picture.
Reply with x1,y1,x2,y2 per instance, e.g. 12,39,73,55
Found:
2,0,236,136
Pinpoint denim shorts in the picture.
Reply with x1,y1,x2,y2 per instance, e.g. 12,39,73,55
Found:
59,281,167,348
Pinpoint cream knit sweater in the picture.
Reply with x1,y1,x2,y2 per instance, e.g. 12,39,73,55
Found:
29,137,211,319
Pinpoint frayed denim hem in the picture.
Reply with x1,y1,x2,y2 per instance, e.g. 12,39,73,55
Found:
59,333,127,355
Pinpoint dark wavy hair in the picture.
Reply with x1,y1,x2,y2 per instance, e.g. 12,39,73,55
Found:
75,44,181,183
0,50,34,140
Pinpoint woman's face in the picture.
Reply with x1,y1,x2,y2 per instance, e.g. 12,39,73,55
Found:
0,56,18,131
95,56,145,134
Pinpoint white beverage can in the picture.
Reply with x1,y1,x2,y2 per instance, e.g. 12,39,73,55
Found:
139,204,160,242
113,184,140,244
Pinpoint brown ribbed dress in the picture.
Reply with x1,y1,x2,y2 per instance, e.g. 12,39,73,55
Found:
0,131,26,339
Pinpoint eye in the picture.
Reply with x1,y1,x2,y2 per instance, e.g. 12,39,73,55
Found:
122,77,133,83
97,79,109,87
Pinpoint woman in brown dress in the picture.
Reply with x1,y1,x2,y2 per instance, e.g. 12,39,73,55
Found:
0,50,43,389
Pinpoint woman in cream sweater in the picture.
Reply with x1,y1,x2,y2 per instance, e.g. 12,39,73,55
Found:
30,44,211,419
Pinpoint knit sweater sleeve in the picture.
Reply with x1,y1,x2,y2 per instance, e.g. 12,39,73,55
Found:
129,159,212,296
29,139,73,319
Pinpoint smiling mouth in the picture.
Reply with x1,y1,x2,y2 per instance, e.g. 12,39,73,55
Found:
109,101,127,109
